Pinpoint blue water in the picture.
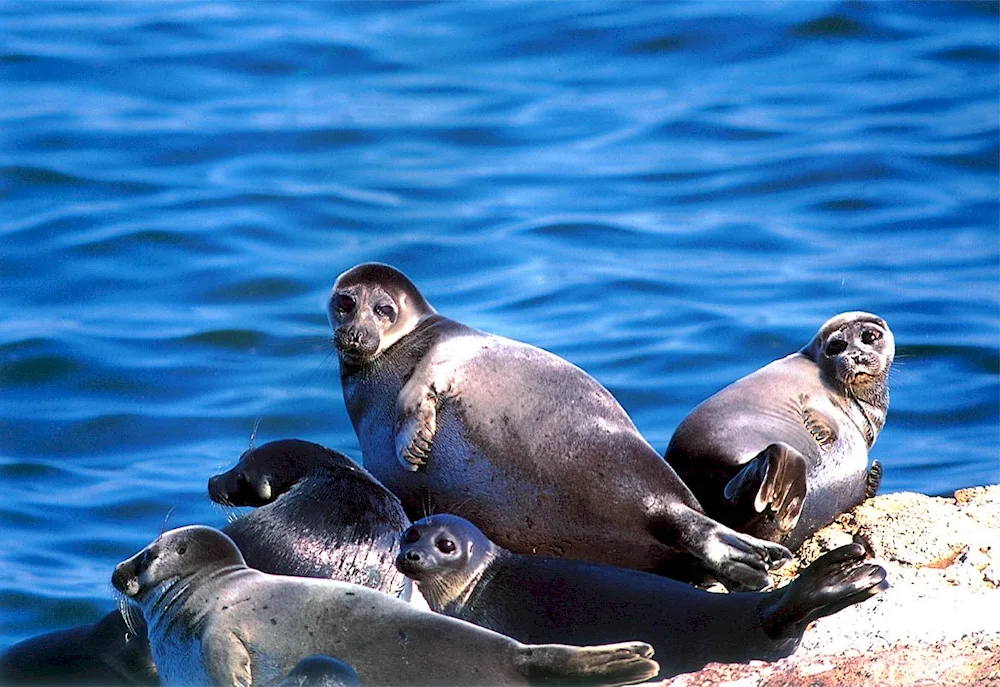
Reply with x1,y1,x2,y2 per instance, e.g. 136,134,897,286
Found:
1,0,997,650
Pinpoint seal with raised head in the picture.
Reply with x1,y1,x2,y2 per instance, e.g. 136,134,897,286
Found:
113,525,659,686
0,439,413,686
664,312,894,550
329,262,790,590
397,514,888,679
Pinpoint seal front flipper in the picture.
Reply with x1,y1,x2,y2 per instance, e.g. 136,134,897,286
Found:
395,360,457,472
394,384,437,472
724,442,808,533
516,641,657,686
865,459,883,499
205,630,253,687
662,506,791,590
760,543,887,640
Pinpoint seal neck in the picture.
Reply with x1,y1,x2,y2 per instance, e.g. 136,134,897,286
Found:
442,544,500,616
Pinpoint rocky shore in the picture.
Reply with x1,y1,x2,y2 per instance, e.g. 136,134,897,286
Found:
661,485,1000,687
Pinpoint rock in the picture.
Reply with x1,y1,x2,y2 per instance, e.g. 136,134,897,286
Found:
659,486,1000,687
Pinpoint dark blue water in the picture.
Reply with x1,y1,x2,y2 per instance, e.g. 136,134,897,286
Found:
1,0,997,650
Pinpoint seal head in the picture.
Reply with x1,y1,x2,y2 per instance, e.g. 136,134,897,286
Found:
801,311,893,446
328,263,435,367
112,526,244,601
396,514,497,613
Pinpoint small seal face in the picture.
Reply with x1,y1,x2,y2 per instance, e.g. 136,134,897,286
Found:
328,263,435,367
396,515,496,612
665,312,895,549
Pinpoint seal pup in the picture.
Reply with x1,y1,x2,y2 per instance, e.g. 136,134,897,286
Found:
329,262,790,590
397,515,888,679
665,312,894,549
113,525,659,686
0,439,412,686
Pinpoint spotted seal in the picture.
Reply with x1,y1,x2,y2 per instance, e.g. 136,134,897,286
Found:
397,514,888,679
112,525,659,686
329,262,790,590
665,312,893,549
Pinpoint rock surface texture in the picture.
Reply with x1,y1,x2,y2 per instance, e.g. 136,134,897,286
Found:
660,486,1000,687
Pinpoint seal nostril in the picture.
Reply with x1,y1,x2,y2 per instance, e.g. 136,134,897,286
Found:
405,551,421,562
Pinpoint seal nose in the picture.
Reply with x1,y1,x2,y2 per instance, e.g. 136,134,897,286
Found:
404,551,421,562
207,474,228,504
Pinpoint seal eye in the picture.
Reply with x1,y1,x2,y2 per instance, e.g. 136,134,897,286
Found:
333,293,356,314
436,539,456,554
374,303,397,323
861,329,881,345
825,340,848,357
402,528,421,544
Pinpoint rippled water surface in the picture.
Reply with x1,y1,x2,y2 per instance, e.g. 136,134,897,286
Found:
1,1,997,648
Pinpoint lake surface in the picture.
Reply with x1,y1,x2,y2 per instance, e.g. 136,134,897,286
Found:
1,0,997,650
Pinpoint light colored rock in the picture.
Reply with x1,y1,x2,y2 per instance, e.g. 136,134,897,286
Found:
660,486,1000,687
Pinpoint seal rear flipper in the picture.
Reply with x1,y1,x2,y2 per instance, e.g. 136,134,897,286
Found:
657,505,791,591
516,641,658,686
724,443,807,534
865,459,883,499
760,543,888,640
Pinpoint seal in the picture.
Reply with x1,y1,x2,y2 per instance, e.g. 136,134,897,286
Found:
112,525,659,686
329,262,790,590
664,312,894,549
396,515,888,679
208,438,411,594
0,439,412,687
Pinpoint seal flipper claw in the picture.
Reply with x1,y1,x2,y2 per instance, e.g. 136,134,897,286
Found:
724,443,807,533
865,459,883,499
395,372,443,471
516,641,658,686
760,542,887,639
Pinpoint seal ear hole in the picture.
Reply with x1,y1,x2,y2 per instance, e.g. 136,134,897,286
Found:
402,528,421,544
177,545,187,556
825,340,848,357
436,539,456,554
861,329,881,345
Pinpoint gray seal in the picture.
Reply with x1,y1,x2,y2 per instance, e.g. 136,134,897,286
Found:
329,262,789,590
665,312,894,549
0,439,412,686
396,514,888,679
112,525,659,686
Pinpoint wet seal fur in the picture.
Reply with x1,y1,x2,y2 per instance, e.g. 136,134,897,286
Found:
0,439,411,686
329,262,790,590
113,525,659,686
397,515,888,679
665,312,894,550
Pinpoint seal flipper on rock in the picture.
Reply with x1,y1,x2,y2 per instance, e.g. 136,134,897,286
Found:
516,642,657,686
650,504,791,590
760,543,888,640
723,442,808,534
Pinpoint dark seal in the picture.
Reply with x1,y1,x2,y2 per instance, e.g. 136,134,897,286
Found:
397,514,888,679
329,262,790,590
0,439,412,686
665,312,894,549
113,525,659,686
